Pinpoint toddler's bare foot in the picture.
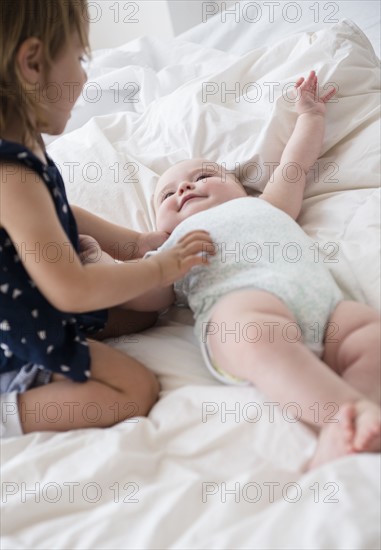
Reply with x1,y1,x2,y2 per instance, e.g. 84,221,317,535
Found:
353,400,381,453
307,403,355,471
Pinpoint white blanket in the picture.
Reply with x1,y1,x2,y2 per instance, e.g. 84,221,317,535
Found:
1,20,380,550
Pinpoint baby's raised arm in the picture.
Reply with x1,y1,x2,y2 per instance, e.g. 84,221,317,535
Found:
260,71,336,219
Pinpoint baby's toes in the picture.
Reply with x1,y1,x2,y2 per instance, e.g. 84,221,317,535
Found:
354,423,381,453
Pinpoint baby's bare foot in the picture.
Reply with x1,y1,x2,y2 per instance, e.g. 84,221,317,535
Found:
307,403,355,471
353,400,381,453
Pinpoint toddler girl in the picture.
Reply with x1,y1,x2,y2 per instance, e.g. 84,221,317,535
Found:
0,0,213,437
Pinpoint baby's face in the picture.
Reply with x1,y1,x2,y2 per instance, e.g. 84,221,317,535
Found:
154,159,247,233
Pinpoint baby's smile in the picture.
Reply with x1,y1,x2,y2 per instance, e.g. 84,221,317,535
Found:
179,194,206,210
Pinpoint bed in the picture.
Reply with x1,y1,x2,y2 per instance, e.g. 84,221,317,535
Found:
1,1,380,548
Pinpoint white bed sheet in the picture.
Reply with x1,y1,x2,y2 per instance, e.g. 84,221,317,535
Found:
1,7,380,550
181,0,381,58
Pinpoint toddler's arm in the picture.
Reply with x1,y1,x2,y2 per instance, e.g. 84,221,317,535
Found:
0,165,214,313
71,205,168,260
77,236,175,311
260,71,336,219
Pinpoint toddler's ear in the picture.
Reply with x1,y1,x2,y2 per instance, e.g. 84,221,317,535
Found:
16,37,45,85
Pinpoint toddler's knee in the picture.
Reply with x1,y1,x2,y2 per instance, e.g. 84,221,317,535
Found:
111,369,159,424
137,368,160,416
121,364,160,419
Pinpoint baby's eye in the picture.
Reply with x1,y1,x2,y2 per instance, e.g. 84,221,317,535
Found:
196,173,211,182
162,191,174,201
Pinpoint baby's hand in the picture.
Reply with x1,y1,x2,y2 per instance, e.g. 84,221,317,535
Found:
294,70,336,117
151,230,215,286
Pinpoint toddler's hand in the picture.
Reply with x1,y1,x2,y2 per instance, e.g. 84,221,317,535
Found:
294,70,336,117
78,234,115,265
150,230,215,286
137,230,169,257
78,235,103,264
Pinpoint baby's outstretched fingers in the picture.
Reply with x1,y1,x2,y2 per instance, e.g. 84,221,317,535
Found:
300,70,317,94
294,70,333,116
320,86,336,103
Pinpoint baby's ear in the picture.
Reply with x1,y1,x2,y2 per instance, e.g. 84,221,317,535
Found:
16,37,45,84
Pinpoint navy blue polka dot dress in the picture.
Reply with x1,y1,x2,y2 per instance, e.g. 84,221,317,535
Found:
0,139,108,382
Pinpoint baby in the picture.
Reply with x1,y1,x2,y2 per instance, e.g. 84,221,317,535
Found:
126,71,381,469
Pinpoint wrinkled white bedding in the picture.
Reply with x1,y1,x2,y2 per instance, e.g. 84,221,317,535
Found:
181,0,381,59
1,16,380,550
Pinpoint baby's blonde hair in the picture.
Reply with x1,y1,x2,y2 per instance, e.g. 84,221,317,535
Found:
0,0,90,146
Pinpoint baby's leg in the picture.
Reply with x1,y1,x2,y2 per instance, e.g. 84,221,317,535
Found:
321,300,381,453
17,341,159,433
206,290,379,468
